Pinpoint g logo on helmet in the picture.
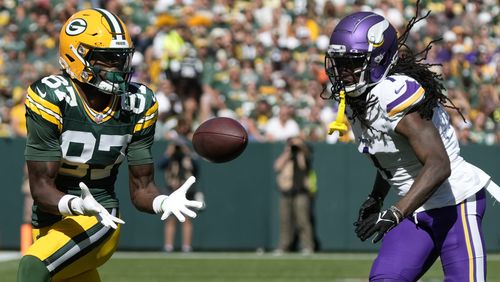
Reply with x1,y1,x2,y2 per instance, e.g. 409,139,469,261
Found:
66,19,87,36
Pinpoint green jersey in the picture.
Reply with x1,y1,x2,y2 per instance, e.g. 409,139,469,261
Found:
25,73,158,227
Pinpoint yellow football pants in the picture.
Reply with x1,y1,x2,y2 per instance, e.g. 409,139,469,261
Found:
25,209,121,281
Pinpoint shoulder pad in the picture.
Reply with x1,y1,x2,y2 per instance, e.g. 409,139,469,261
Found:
372,75,425,117
28,76,65,106
28,74,78,107
126,83,158,133
25,75,74,130
126,82,157,113
128,82,155,98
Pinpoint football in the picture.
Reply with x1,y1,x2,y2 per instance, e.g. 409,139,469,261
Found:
192,117,248,163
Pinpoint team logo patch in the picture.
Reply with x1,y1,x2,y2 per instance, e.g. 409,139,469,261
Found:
66,19,87,36
95,113,104,123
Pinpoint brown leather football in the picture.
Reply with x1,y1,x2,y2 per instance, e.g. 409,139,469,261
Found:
192,117,248,163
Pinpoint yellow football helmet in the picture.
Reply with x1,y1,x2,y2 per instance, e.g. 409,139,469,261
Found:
59,8,134,95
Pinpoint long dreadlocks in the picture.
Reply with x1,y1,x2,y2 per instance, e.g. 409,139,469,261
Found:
389,5,461,121
346,1,463,125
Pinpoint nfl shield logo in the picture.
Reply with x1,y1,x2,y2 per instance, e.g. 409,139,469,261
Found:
95,114,104,123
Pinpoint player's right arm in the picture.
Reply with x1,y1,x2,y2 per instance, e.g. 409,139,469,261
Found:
25,80,66,214
26,160,123,228
27,161,65,214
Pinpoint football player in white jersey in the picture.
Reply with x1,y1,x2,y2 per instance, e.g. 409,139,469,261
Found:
17,9,202,282
324,8,499,282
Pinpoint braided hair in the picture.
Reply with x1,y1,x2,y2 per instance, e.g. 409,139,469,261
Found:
346,1,463,124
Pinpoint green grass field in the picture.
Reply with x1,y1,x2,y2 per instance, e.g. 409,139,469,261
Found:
3,252,500,281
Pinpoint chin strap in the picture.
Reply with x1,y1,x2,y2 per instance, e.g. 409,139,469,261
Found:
328,89,349,136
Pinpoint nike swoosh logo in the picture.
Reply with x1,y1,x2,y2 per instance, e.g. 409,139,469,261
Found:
395,84,405,94
36,87,47,98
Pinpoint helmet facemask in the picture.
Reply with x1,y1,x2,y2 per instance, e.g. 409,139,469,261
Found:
325,12,399,99
80,46,135,95
58,9,136,96
325,46,370,98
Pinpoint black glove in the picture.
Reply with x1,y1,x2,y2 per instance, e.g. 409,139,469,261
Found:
354,195,383,226
355,206,403,243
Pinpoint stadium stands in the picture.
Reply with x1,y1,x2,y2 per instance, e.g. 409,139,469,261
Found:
0,0,498,144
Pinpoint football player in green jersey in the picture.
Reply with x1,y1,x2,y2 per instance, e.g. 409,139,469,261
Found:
17,8,203,282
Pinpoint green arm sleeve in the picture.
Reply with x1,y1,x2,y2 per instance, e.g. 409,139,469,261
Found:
127,123,155,166
127,84,158,166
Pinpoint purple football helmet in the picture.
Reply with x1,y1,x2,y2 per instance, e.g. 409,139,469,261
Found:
325,11,398,97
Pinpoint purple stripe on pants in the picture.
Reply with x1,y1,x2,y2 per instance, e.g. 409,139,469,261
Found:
370,189,486,281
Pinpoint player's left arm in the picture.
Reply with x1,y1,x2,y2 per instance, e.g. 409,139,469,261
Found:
393,111,451,217
127,85,202,221
128,163,161,213
129,161,203,222
125,84,162,213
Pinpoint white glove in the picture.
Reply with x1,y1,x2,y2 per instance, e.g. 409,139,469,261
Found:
153,176,203,222
58,182,125,229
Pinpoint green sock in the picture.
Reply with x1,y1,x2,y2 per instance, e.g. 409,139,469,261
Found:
17,255,50,282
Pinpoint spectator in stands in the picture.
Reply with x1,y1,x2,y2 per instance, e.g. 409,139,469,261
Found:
0,0,498,144
155,78,183,140
265,104,300,142
301,104,326,142
9,87,26,137
219,63,247,114
436,30,457,64
247,98,272,141
469,110,497,145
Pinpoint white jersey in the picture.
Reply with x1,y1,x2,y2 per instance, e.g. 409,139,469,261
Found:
348,74,491,212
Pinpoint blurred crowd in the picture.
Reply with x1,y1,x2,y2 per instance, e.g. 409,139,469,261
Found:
0,0,498,144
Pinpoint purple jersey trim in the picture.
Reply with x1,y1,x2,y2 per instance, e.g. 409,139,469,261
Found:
386,80,421,113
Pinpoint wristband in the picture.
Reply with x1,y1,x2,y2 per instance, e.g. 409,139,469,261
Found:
389,205,404,223
58,194,78,216
152,195,169,214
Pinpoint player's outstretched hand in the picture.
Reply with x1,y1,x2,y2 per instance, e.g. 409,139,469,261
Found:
153,176,203,222
75,182,125,229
